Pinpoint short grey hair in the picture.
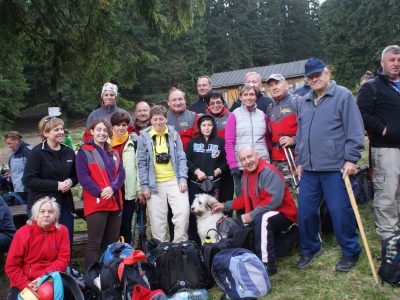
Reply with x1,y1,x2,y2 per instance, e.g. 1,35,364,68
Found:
382,45,400,60
28,196,61,229
244,72,261,83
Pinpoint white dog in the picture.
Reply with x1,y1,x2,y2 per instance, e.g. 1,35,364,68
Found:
191,193,224,244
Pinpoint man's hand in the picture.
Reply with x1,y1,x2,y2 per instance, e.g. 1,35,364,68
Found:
211,203,225,214
242,213,253,223
342,161,357,179
2,171,10,179
383,127,387,136
279,136,295,148
296,165,303,178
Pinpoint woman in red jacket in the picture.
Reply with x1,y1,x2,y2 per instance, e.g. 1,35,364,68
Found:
5,197,70,300
76,119,125,270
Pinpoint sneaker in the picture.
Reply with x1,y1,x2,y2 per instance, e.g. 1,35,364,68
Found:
264,263,278,277
296,247,324,269
335,255,359,272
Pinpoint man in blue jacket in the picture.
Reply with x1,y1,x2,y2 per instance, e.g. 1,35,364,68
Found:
0,196,16,252
295,58,365,272
358,45,400,240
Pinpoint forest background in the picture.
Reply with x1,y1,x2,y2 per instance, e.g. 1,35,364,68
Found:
1,0,399,130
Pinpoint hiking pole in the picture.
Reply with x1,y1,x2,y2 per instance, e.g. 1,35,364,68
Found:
131,206,139,247
279,134,300,194
343,173,378,284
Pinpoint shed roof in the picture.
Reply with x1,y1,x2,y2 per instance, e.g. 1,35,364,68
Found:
210,59,307,88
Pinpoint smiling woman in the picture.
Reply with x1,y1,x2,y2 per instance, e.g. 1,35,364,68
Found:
22,116,78,251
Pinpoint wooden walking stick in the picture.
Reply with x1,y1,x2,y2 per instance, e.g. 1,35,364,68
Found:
344,174,378,284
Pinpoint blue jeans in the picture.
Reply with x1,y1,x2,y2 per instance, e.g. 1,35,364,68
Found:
58,201,74,254
298,170,361,256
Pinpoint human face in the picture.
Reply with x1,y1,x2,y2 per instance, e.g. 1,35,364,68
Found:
43,125,64,145
5,138,19,152
381,51,400,80
113,122,128,135
244,74,262,93
102,90,116,107
239,147,260,173
168,90,186,114
91,122,109,147
151,114,167,134
267,80,288,100
208,97,224,115
200,120,213,139
135,102,150,125
241,88,257,108
306,70,331,97
36,202,56,230
197,78,212,96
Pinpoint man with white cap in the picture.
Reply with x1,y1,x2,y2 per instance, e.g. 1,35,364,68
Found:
295,58,364,272
86,82,132,128
266,74,302,191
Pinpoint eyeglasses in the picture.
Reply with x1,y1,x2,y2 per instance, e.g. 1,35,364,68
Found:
209,100,223,106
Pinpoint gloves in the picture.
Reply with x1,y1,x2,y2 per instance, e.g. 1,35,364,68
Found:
230,167,240,176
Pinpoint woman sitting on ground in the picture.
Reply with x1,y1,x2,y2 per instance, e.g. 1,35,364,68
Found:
5,197,70,300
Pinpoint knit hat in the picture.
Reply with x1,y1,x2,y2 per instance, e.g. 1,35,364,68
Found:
101,83,118,98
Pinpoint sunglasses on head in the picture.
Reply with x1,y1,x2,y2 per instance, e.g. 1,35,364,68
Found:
4,134,22,139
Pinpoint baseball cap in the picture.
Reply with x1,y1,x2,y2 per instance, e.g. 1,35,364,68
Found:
266,74,285,83
304,58,326,77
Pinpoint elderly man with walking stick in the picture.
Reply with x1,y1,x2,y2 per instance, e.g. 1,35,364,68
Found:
295,58,365,272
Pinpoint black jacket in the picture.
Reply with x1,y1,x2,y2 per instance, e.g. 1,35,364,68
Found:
22,141,78,211
229,91,273,114
185,115,229,182
189,95,208,114
358,69,400,148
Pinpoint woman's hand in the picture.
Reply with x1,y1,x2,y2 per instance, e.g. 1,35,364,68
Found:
58,179,72,193
143,190,151,200
136,193,146,204
28,277,41,291
214,168,221,178
101,186,114,199
179,182,187,193
196,170,206,181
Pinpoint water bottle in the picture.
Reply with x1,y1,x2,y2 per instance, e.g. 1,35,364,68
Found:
169,288,208,300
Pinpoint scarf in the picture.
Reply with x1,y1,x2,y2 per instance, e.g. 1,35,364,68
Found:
110,131,129,147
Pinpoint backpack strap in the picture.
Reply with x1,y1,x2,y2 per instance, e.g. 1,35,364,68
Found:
159,244,170,291
59,272,85,300
181,243,205,279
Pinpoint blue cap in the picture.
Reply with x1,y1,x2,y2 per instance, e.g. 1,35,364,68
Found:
304,58,326,77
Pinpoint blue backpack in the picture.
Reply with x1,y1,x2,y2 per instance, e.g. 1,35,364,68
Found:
100,241,134,264
211,248,270,299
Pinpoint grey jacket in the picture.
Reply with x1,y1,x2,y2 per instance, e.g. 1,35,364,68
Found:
137,125,188,193
295,81,364,171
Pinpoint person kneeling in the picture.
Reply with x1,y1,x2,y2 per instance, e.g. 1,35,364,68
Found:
212,146,298,276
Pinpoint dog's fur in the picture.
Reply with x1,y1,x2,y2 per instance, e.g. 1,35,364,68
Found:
191,194,224,244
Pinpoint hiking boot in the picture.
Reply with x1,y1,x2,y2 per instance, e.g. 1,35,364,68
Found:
264,263,278,277
296,247,324,269
335,255,359,272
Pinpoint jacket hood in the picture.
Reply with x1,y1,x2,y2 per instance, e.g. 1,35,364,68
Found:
16,141,30,153
197,114,217,139
206,106,230,118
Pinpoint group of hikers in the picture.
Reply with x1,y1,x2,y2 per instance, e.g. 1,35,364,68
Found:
1,44,400,298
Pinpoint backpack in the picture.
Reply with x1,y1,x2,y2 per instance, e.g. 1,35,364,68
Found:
319,198,333,233
84,262,103,298
156,240,206,294
378,235,400,287
201,229,236,288
99,257,124,299
118,250,158,299
354,166,373,204
212,248,270,299
100,241,134,265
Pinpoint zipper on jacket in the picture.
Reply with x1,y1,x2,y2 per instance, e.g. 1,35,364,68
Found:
30,264,32,277
250,110,254,147
307,99,321,171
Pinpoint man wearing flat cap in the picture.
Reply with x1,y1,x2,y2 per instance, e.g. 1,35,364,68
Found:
266,74,302,192
295,58,365,272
